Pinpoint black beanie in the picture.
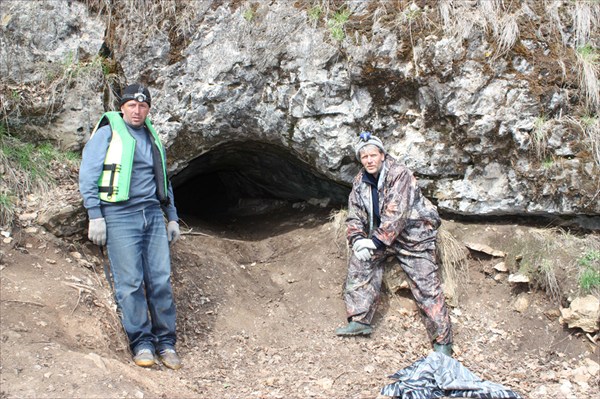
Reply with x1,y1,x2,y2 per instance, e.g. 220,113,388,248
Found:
119,84,151,107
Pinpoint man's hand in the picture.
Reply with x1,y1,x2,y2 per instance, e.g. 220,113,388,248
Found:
353,238,377,252
353,238,377,261
354,247,372,261
167,220,180,244
88,218,107,246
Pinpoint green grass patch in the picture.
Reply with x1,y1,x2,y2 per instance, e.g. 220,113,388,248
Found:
37,142,80,164
541,157,553,168
0,126,79,227
0,193,15,227
580,114,597,127
576,44,600,63
578,250,600,294
575,43,600,112
327,8,351,41
504,228,599,304
2,140,50,181
308,5,322,22
243,8,254,22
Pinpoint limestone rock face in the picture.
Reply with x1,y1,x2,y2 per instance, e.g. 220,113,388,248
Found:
1,1,102,83
2,1,598,221
1,0,105,150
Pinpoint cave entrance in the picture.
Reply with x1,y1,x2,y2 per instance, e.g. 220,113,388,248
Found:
171,141,351,223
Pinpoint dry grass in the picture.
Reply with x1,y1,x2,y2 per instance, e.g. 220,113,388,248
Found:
564,115,600,168
436,0,520,58
0,85,35,133
504,227,600,305
1,53,110,133
0,138,48,226
545,0,569,46
531,115,550,161
0,137,51,196
529,112,600,169
436,1,598,113
493,12,520,57
329,207,348,253
573,0,599,46
438,0,452,31
539,259,561,305
0,193,15,227
436,224,469,306
438,1,486,41
439,0,519,57
0,131,79,227
576,44,600,113
48,55,110,120
85,0,200,50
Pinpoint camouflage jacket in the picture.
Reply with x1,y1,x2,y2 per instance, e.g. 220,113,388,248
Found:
346,155,441,253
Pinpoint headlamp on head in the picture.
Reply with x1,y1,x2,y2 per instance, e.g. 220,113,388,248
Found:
120,84,151,107
123,92,147,103
359,131,372,142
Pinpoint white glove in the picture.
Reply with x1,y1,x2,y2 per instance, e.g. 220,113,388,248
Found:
353,238,377,252
88,218,107,246
354,247,372,261
352,238,376,262
167,221,180,244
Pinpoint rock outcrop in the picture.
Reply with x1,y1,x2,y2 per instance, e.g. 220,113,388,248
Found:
1,0,598,223
560,295,600,333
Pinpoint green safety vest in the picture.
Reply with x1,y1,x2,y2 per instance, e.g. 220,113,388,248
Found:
90,111,169,204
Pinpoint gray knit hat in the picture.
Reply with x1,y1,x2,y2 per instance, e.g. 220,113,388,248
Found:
355,131,385,160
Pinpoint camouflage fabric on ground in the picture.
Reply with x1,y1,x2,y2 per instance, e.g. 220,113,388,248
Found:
381,352,523,399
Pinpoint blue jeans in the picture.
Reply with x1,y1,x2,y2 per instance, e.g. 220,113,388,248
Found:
105,205,177,353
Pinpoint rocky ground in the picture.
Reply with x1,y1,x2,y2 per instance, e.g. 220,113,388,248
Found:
1,203,599,399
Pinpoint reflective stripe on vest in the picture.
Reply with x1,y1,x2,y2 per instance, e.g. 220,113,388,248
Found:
90,111,168,203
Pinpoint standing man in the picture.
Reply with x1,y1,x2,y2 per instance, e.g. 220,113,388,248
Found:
335,131,453,356
79,83,182,369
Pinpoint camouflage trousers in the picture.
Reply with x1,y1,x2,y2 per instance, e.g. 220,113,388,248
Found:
342,248,452,345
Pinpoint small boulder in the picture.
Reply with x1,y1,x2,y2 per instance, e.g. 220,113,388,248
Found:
560,295,600,333
493,261,508,272
383,264,409,293
508,273,530,283
37,202,87,238
513,294,529,313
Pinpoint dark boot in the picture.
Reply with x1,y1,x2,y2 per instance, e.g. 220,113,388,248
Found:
433,343,453,356
335,321,373,336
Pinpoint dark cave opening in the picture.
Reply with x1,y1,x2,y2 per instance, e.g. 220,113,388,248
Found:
170,141,352,221
169,141,600,232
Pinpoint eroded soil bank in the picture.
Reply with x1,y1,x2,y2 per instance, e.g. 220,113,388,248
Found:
1,205,598,398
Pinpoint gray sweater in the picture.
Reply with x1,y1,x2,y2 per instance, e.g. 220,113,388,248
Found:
79,123,178,222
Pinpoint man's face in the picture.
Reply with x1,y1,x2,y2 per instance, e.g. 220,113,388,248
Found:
120,100,150,127
359,145,385,175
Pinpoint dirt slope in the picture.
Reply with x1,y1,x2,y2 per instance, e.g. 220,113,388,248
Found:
1,206,598,399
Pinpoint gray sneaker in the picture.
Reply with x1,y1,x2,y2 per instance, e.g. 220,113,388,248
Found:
133,348,155,367
158,348,182,370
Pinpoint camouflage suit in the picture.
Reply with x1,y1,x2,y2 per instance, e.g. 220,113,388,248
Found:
344,155,452,345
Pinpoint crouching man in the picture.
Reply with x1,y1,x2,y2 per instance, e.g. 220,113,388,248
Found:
335,131,453,356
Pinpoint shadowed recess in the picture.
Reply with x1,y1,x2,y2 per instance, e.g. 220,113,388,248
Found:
171,141,351,219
